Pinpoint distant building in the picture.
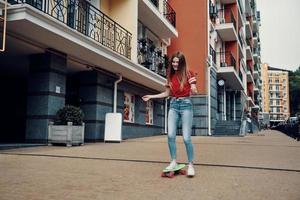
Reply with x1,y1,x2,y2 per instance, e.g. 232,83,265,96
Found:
261,64,290,123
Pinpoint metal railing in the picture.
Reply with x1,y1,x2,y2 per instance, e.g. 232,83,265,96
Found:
218,8,236,31
163,0,176,27
230,10,236,30
11,0,132,59
137,38,167,77
148,0,176,27
238,32,243,48
210,45,216,64
219,51,236,68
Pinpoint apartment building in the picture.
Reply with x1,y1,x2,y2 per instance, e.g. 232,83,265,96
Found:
168,0,262,135
0,0,177,143
0,0,263,143
261,64,290,123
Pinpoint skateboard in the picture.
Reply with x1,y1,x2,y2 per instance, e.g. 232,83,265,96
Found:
161,164,186,178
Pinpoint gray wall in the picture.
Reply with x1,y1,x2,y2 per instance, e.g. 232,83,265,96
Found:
79,71,164,142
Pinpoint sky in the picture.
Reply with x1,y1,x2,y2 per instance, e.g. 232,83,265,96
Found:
257,0,300,71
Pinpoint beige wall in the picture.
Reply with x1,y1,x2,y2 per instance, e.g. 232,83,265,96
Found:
101,0,138,62
100,0,110,15
261,63,269,113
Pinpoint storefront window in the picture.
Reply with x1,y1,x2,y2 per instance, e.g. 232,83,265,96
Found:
124,92,135,123
145,100,153,125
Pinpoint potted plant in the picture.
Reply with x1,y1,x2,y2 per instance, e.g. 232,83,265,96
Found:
48,105,85,147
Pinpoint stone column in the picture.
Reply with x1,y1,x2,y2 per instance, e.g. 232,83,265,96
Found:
79,71,114,142
26,52,67,143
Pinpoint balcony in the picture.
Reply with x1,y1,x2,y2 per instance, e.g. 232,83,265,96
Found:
247,66,254,84
254,86,259,93
217,51,243,90
253,36,258,47
7,0,167,91
137,38,167,77
9,0,132,59
244,0,252,17
215,9,238,42
252,12,259,33
246,46,253,61
245,20,253,39
138,0,178,39
247,90,255,106
210,45,217,66
253,47,260,62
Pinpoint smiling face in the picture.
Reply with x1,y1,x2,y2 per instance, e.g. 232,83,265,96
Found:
172,57,179,71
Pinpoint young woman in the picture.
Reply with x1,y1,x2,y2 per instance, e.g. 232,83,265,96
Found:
142,52,197,176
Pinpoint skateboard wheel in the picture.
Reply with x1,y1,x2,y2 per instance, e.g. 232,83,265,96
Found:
168,171,175,178
179,169,187,175
161,172,167,177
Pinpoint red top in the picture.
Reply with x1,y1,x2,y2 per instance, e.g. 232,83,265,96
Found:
166,71,197,98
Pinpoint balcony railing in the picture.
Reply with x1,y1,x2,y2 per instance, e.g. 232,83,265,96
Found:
137,38,167,77
11,0,132,59
218,8,236,31
219,51,236,68
209,0,218,22
210,45,216,64
230,11,236,30
238,32,243,48
148,0,176,28
237,0,243,14
163,0,176,27
247,65,253,74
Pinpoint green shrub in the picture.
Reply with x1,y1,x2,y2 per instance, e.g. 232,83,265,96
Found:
55,105,84,125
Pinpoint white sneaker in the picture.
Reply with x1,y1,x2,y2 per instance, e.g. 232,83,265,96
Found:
165,160,177,170
187,164,195,177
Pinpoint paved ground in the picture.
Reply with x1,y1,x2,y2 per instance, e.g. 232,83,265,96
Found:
0,130,300,200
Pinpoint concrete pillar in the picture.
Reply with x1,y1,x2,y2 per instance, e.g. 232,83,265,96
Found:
26,52,67,143
79,71,114,142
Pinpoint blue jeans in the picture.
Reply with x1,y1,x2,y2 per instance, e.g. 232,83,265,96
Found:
168,97,194,163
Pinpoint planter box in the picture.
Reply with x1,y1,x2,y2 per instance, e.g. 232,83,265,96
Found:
48,122,85,147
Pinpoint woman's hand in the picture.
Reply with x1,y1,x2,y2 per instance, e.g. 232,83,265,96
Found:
190,84,198,95
142,95,151,101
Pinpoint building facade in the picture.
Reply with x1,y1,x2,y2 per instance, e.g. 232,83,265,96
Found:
0,0,262,143
0,0,178,143
261,64,290,124
168,0,262,135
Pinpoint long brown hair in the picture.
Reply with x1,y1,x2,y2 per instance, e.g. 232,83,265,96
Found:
167,52,188,91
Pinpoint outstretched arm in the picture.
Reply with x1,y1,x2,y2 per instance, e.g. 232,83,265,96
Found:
142,88,170,101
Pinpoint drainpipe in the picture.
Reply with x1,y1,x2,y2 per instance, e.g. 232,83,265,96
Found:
233,91,236,120
207,55,212,136
114,74,122,113
224,84,226,120
164,97,169,134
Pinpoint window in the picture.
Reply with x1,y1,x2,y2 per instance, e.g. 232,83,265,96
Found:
124,92,135,123
145,100,153,125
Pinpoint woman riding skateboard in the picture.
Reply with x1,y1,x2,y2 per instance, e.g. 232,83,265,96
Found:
142,52,197,177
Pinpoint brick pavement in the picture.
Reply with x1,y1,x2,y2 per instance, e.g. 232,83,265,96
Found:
0,130,299,200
